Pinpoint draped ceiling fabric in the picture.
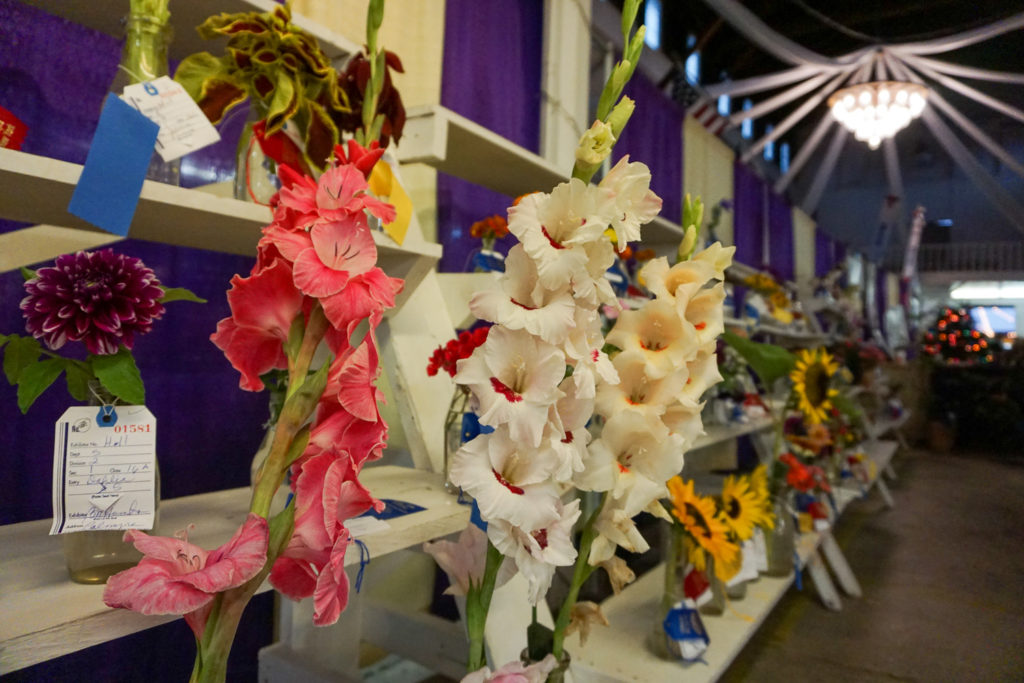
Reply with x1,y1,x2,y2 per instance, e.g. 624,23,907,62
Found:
436,0,543,272
614,72,685,223
695,0,1024,236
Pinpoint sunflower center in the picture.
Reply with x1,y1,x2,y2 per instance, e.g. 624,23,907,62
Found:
684,502,711,538
727,497,741,519
804,363,830,406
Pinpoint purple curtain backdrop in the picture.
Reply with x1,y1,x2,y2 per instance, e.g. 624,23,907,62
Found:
732,162,766,269
614,74,684,223
814,229,832,277
436,0,543,272
766,191,794,281
1,1,267,528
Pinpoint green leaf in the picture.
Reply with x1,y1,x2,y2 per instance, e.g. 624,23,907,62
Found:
3,335,41,385
158,287,207,304
64,361,93,402
265,69,299,135
91,350,145,405
621,0,640,41
21,266,36,281
16,359,64,414
723,331,796,387
174,52,229,102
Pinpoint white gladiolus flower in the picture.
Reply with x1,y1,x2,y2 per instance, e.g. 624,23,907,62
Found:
598,156,663,245
449,428,562,531
683,286,727,348
588,468,668,564
469,245,577,345
690,242,736,281
605,299,698,379
508,180,612,293
594,350,687,422
640,256,716,304
489,499,581,604
455,326,566,447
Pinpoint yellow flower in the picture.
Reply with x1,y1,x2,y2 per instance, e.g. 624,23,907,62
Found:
666,476,738,581
720,474,762,541
790,347,840,425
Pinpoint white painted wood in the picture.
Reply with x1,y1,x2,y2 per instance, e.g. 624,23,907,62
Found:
0,224,121,272
23,0,359,62
806,552,843,611
361,599,468,679
875,478,895,508
437,272,502,330
819,532,863,598
689,415,776,451
0,149,441,307
540,0,591,171
395,106,686,248
0,466,469,673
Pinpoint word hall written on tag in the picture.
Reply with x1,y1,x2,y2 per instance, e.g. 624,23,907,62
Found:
50,405,157,534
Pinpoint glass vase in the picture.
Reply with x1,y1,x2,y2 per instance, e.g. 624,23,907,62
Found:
698,556,727,616
764,496,796,577
62,382,160,584
442,389,470,494
648,525,689,659
234,106,280,203
110,13,179,185
520,649,570,683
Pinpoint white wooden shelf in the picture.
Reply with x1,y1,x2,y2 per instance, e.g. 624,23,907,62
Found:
396,105,685,246
575,439,898,682
0,465,469,674
690,414,775,451
22,0,359,62
0,149,441,306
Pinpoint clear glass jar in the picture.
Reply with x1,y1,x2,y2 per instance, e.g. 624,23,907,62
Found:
699,556,727,616
110,13,180,185
62,381,160,584
764,495,796,577
234,105,281,203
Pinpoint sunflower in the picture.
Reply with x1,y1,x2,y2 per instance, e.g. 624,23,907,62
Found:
790,347,840,424
747,465,775,530
666,476,739,580
720,474,763,541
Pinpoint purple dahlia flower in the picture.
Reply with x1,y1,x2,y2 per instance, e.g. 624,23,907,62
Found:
20,249,166,355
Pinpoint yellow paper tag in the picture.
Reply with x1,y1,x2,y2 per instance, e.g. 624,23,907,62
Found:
368,160,412,246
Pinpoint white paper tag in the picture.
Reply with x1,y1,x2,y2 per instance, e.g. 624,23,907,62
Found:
50,406,157,534
814,518,831,532
121,76,220,162
345,515,391,538
738,539,761,581
752,528,769,572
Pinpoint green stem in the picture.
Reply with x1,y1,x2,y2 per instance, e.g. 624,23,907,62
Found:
551,493,607,659
466,540,504,671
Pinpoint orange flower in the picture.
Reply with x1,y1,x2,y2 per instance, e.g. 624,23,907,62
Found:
469,215,509,240
634,248,656,261
617,245,634,260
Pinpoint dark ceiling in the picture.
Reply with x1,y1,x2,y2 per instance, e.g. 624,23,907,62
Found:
630,0,1024,164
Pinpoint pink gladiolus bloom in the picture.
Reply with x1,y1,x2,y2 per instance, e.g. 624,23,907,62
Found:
211,258,304,391
334,139,385,179
321,267,404,340
462,655,558,683
103,514,268,639
326,339,384,422
423,524,489,597
279,163,395,232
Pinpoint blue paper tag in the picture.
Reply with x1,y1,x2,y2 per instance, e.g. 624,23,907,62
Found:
663,605,709,644
68,94,159,236
359,498,426,520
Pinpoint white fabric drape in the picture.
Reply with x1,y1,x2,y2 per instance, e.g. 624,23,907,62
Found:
774,115,834,193
904,56,1024,86
802,125,848,213
728,71,837,125
900,54,1024,125
890,12,1024,56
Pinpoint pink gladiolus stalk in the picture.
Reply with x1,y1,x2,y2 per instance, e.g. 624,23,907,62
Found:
103,137,402,683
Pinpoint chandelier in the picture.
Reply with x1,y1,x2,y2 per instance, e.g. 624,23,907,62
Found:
827,81,928,150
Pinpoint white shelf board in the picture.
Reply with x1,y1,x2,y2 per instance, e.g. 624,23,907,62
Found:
0,149,441,303
22,0,359,62
689,414,775,451
396,105,685,245
575,527,824,683
0,465,469,674
867,413,910,441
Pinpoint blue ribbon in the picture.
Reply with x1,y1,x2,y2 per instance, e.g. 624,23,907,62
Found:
353,539,370,593
793,551,803,590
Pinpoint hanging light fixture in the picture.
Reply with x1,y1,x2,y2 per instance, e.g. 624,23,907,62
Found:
828,81,928,150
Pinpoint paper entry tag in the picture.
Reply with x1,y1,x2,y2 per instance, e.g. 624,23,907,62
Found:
121,76,221,162
752,528,769,573
50,405,157,534
737,539,761,582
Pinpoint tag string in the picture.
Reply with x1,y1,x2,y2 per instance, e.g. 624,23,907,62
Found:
88,383,118,407
353,538,370,593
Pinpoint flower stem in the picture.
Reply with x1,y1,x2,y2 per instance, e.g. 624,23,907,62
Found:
551,493,606,659
466,540,503,671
